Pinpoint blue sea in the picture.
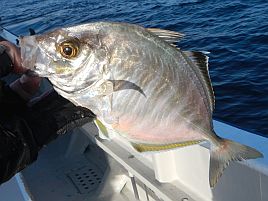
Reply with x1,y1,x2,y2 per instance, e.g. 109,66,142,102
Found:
1,0,268,137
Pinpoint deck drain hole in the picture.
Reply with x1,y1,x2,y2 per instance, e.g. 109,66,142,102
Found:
68,164,103,194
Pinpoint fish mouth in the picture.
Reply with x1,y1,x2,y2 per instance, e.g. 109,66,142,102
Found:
32,64,53,77
20,36,53,77
20,35,39,70
24,69,39,77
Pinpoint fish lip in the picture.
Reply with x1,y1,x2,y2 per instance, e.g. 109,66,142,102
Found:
20,36,39,70
33,67,52,77
24,69,39,77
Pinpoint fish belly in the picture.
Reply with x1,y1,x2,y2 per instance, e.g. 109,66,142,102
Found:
112,114,204,144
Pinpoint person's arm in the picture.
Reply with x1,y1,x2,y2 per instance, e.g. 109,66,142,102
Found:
0,86,95,184
0,41,95,184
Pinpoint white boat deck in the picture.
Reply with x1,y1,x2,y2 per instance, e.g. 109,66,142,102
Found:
0,120,268,201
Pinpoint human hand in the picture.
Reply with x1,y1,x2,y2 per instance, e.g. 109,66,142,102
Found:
0,41,27,74
0,41,42,100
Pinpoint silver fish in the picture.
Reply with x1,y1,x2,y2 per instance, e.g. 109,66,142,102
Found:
20,22,263,187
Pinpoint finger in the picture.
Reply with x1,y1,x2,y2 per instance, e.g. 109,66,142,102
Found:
9,74,42,101
19,74,42,93
0,41,27,74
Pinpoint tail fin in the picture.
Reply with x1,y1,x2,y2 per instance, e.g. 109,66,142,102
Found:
209,138,263,188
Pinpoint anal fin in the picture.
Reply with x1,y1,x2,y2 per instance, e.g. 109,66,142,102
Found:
132,140,204,152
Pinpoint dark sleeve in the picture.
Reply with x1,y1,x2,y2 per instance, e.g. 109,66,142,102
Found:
0,121,39,184
0,82,39,184
27,90,96,147
0,81,95,184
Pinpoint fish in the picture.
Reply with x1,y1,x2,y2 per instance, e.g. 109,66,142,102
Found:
19,22,263,187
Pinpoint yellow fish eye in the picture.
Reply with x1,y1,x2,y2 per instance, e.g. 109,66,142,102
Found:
58,40,79,59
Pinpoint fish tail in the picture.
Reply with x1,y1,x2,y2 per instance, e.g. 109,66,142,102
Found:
209,136,263,188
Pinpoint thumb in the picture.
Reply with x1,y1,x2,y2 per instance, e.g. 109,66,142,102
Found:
9,74,42,100
0,41,27,74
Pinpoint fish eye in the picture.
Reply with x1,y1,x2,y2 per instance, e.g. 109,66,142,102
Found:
58,39,79,59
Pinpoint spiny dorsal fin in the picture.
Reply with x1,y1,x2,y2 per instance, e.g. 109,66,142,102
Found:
147,28,185,46
183,51,215,111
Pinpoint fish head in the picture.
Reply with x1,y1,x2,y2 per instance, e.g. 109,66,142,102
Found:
20,24,111,93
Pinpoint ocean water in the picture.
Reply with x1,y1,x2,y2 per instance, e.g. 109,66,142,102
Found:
1,0,268,137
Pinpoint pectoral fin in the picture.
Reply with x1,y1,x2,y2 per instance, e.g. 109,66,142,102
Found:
109,80,146,97
131,140,204,152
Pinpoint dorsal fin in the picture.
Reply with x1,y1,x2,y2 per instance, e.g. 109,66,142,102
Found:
147,28,185,46
183,51,215,111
